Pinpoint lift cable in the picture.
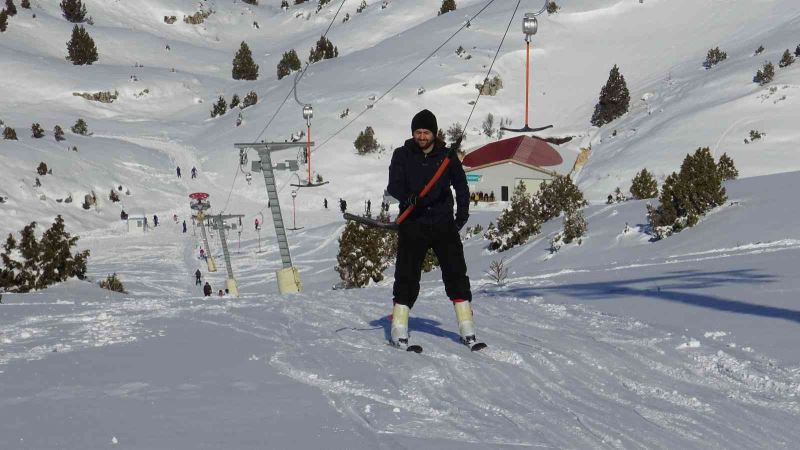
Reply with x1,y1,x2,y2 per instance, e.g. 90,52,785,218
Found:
312,0,502,153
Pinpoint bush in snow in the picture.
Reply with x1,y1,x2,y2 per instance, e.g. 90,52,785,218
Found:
446,122,464,145
779,49,795,68
210,96,227,118
71,118,88,135
562,208,587,244
486,181,541,252
54,125,65,141
3,127,17,140
0,215,90,293
21,0,29,9
99,273,126,293
630,168,658,199
5,0,16,16
0,9,7,33
591,64,630,126
354,126,381,154
546,1,560,14
163,15,177,24
647,147,726,239
308,36,338,63
60,0,86,22
534,175,587,223
277,49,301,80
753,61,774,85
421,248,440,273
745,129,765,144
31,123,44,138
438,0,456,15
109,189,119,202
716,153,738,181
66,25,98,65
476,75,503,96
703,47,727,69
482,113,495,138
606,186,627,204
485,258,509,285
241,90,258,108
184,9,213,25
754,45,765,55
335,219,387,288
36,162,48,176
230,94,240,109
356,0,366,13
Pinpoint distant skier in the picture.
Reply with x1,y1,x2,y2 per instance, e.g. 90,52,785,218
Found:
218,289,224,297
339,198,347,213
177,166,182,178
120,210,128,220
173,214,178,223
324,198,328,209
191,166,197,179
203,282,212,297
195,269,202,285
153,214,159,227
199,248,206,260
254,218,260,231
182,220,187,233
366,199,371,216
386,109,475,350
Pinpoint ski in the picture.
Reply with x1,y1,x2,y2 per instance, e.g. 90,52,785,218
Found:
343,212,399,231
389,341,423,353
470,342,488,352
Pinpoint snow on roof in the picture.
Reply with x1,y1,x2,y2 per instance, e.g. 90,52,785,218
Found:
462,136,564,170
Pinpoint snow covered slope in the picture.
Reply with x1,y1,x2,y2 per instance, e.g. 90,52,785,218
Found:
2,171,799,448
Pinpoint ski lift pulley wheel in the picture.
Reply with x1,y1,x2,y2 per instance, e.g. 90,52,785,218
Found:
302,105,313,122
500,124,554,133
523,14,538,37
189,192,209,200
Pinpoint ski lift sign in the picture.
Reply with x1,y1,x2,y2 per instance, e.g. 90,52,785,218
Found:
189,192,211,211
466,174,482,184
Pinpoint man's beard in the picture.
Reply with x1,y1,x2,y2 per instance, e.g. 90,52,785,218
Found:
415,138,433,150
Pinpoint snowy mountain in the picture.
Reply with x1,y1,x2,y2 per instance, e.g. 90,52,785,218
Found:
1,0,800,447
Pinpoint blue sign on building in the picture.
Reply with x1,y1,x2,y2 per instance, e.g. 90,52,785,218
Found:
466,174,482,183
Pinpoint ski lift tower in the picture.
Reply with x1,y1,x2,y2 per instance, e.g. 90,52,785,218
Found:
501,12,553,133
189,192,217,273
209,213,245,297
234,141,313,294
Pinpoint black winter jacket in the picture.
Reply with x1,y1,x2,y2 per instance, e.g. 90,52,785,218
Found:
387,138,469,225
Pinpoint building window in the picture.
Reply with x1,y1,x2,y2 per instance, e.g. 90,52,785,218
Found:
501,186,509,201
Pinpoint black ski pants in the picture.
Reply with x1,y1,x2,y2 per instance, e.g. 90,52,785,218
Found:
392,221,471,308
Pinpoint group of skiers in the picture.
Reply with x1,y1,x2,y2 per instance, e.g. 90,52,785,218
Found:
176,166,199,179
194,268,228,297
119,210,189,233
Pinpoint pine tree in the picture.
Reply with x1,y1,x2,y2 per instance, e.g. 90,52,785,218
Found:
716,153,738,181
354,126,380,154
54,125,65,141
71,118,88,135
230,94,240,108
590,65,630,126
487,181,541,252
562,208,587,244
754,61,774,85
109,189,120,202
0,233,22,291
211,96,227,117
3,127,17,140
308,36,338,63
779,49,795,68
60,0,87,23
421,249,440,272
0,9,7,33
546,1,560,14
703,47,727,69
31,123,44,138
99,273,125,292
37,215,89,288
20,0,28,8
277,49,301,80
438,0,456,15
630,168,658,199
533,175,587,223
232,41,259,80
37,162,48,175
5,0,16,16
66,25,98,65
241,90,258,108
648,147,726,237
16,222,40,292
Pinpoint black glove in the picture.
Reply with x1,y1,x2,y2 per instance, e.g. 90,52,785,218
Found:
455,211,469,231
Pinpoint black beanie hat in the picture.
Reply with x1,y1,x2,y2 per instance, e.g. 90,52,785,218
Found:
411,109,438,135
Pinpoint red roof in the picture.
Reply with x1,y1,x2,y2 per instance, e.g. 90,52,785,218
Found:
462,136,563,169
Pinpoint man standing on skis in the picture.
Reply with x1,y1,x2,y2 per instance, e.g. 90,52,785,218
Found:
386,109,476,349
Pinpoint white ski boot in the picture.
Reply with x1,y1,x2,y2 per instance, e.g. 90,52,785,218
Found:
390,303,411,349
453,299,484,350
